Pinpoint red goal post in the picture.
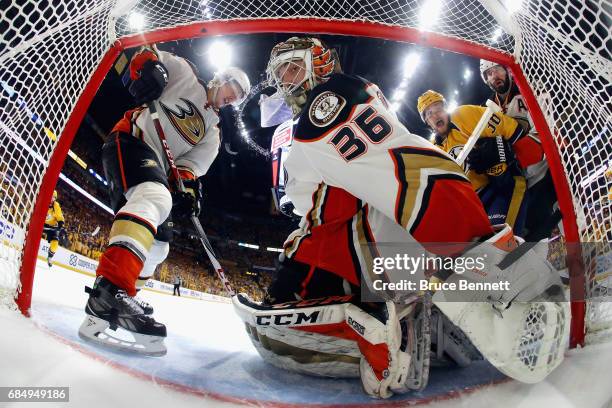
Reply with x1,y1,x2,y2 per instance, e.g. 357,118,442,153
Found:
1,0,609,350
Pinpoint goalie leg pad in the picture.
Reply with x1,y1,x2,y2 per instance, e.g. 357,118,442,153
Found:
233,294,361,378
434,300,569,383
432,224,570,383
351,299,430,399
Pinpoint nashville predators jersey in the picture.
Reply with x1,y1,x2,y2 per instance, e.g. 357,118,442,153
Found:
112,49,220,178
45,201,64,227
282,73,493,278
434,104,524,191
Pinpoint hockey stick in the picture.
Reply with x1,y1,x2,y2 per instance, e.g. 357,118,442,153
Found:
454,99,502,166
147,101,236,297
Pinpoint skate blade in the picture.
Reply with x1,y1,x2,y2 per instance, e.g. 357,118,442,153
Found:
78,315,167,357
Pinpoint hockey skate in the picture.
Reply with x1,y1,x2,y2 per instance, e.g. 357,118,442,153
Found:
134,296,154,315
78,276,167,356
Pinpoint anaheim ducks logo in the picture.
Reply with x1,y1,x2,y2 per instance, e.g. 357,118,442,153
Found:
159,98,206,146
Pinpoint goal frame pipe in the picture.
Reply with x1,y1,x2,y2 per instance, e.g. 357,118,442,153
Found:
16,18,585,346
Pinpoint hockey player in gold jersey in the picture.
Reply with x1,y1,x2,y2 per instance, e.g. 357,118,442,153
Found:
43,190,65,267
417,90,531,235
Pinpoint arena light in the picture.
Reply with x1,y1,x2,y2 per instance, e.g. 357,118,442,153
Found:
463,68,472,81
447,100,458,112
266,247,283,252
581,160,612,188
402,53,421,79
389,52,421,113
200,0,212,19
128,11,145,31
208,41,232,70
504,0,523,14
419,0,443,30
491,27,504,43
391,89,406,101
238,242,260,249
389,101,402,113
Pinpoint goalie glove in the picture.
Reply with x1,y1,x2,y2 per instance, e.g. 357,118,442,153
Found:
466,136,514,175
128,59,169,105
171,168,202,217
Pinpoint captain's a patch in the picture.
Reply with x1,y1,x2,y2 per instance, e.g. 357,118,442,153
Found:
309,91,346,127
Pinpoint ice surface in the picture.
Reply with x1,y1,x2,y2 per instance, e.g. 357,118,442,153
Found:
0,261,610,407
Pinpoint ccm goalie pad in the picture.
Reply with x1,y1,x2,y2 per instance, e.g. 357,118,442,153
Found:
232,294,431,398
433,224,570,383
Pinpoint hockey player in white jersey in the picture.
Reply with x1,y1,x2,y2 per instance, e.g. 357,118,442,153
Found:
233,37,569,398
480,60,558,240
78,45,250,355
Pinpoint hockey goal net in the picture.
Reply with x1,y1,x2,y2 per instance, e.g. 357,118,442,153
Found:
0,0,610,348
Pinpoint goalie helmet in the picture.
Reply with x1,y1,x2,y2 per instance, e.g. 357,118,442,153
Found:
266,37,339,99
209,66,251,107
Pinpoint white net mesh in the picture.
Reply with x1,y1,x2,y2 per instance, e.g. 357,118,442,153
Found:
0,0,610,342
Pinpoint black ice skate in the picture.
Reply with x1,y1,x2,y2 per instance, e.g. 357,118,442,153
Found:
78,276,167,356
134,296,154,315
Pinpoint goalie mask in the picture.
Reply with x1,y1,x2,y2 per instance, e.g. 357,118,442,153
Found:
266,37,339,112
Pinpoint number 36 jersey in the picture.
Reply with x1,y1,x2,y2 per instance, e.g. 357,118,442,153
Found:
283,73,493,262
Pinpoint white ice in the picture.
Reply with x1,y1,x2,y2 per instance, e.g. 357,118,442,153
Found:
0,261,611,407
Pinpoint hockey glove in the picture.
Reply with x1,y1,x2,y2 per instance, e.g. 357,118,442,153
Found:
273,186,298,218
57,220,66,236
128,60,169,105
466,136,514,175
171,169,202,217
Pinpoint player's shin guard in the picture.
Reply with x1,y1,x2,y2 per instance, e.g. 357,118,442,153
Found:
134,239,169,315
137,239,169,291
96,181,171,296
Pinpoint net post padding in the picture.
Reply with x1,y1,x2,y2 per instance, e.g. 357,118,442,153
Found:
16,46,123,316
16,18,584,346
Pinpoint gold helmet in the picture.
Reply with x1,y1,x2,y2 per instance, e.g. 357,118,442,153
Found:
417,90,446,121
52,190,58,200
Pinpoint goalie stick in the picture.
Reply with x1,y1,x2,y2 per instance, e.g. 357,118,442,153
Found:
147,101,236,297
454,99,502,166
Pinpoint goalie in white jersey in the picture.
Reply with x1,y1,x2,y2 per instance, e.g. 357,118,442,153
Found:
78,45,250,355
233,37,569,399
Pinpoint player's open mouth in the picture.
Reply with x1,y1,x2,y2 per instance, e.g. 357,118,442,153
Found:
436,119,444,128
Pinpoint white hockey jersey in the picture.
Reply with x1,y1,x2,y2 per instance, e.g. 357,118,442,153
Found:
276,74,494,287
113,49,220,178
489,81,549,187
